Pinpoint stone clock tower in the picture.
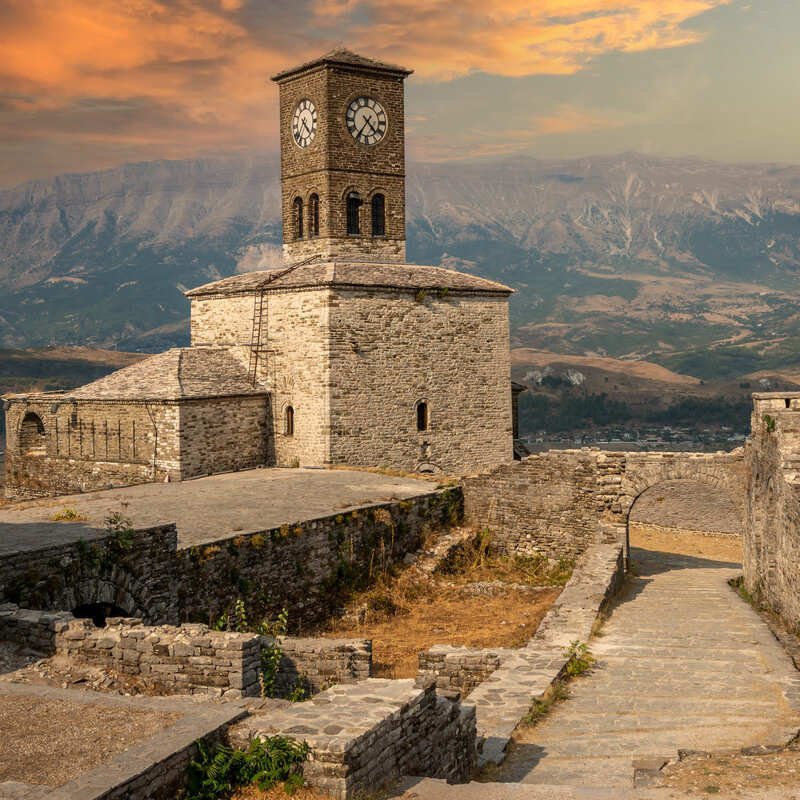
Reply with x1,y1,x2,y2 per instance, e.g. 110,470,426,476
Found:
272,50,412,264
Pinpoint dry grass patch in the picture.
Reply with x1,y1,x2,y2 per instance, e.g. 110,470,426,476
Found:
317,532,569,679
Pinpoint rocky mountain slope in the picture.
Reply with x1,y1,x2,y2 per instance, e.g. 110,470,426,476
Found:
2,152,800,378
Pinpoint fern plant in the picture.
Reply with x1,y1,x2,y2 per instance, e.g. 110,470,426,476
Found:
186,736,309,800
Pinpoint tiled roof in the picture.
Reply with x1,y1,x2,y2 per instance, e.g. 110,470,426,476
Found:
272,49,413,82
186,261,513,298
66,347,266,400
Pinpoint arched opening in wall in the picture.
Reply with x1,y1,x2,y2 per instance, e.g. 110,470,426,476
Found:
309,193,319,237
626,479,743,569
72,602,131,628
19,412,46,454
371,193,385,236
346,191,362,235
285,405,294,437
416,400,429,432
293,196,304,239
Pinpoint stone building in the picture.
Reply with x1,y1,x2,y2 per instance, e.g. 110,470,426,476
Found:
3,49,514,498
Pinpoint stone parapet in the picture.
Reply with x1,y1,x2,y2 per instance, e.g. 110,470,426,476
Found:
275,636,371,695
233,678,476,799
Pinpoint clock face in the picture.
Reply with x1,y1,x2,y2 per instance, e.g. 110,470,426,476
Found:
346,97,387,145
292,100,317,148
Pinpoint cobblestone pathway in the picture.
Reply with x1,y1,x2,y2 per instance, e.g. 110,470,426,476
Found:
496,546,800,789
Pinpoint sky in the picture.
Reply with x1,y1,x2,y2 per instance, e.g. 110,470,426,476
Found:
0,0,798,187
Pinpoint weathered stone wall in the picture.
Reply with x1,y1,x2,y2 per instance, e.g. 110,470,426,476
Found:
1,489,462,632
178,396,269,479
190,294,255,347
744,394,800,626
328,289,513,474
260,288,331,467
4,394,271,497
464,449,745,559
277,637,371,694
0,603,73,653
3,397,178,498
0,524,179,623
418,645,510,697
57,617,262,698
237,679,476,799
177,487,462,629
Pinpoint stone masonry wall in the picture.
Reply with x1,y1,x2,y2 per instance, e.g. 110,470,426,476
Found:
4,397,178,498
464,449,745,559
744,394,800,627
328,289,513,474
177,487,462,629
418,645,510,697
237,679,475,799
178,395,269,479
56,617,262,698
0,524,178,624
0,603,73,653
276,637,371,695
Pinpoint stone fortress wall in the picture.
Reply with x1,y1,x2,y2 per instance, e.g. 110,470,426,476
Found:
464,448,747,559
743,393,800,625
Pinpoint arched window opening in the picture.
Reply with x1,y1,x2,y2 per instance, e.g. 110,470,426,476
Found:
371,193,386,236
19,412,46,454
293,197,304,239
73,602,130,628
309,193,320,237
416,401,428,432
285,406,295,437
346,191,362,235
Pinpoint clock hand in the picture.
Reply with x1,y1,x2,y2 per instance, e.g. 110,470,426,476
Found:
300,118,311,136
357,117,371,138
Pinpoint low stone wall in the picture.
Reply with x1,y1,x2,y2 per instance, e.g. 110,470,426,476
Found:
177,487,462,628
233,678,476,799
463,449,744,559
56,617,262,698
0,488,462,631
0,603,73,654
276,637,371,695
0,524,179,624
418,645,511,697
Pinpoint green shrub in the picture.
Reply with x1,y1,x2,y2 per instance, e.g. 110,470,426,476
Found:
186,736,309,800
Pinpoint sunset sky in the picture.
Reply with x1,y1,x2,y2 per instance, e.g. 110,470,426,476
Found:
0,0,797,186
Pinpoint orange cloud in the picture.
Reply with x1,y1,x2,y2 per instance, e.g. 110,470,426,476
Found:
0,0,730,184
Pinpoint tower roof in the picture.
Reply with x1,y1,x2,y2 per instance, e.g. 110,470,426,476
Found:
272,48,413,83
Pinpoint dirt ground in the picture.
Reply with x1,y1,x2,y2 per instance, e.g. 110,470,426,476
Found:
317,531,567,680
232,785,334,800
322,584,561,679
0,692,180,786
629,522,743,563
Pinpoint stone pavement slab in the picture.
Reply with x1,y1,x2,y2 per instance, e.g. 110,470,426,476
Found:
0,467,438,552
494,547,800,789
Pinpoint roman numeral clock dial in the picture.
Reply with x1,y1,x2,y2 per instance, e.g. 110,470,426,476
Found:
346,97,387,145
291,100,317,148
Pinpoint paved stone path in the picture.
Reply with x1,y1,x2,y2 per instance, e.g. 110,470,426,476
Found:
0,467,437,552
494,546,800,789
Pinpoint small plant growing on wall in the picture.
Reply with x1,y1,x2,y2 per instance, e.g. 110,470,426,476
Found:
764,414,777,434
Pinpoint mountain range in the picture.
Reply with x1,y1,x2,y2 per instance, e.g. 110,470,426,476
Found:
3,151,800,380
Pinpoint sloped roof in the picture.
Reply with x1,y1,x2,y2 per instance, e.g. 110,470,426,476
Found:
272,49,413,82
186,261,513,298
66,347,266,401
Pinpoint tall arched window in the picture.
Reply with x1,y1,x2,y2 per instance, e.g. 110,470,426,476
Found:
20,411,46,454
371,193,385,236
285,406,295,437
346,191,362,235
293,197,304,239
416,400,428,432
309,193,320,237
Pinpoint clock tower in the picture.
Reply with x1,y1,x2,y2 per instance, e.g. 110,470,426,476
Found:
272,50,412,265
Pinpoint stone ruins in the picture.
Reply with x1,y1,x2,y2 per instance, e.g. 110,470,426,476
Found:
2,46,800,800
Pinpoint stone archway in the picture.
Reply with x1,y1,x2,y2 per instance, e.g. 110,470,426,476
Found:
625,478,744,562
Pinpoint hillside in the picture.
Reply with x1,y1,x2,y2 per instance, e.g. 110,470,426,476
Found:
2,152,800,380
